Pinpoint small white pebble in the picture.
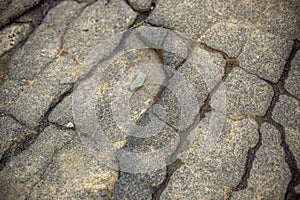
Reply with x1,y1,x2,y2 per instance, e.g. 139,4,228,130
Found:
64,122,74,128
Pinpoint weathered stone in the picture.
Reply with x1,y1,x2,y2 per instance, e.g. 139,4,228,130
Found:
182,115,258,184
222,67,273,116
127,0,153,12
147,0,236,40
239,30,293,82
0,0,41,28
156,47,225,130
92,49,163,142
232,0,270,23
231,123,290,199
0,80,24,112
112,169,165,200
272,95,300,132
0,115,31,159
161,115,259,199
159,164,227,200
0,23,32,56
200,22,254,57
8,73,72,127
285,51,300,99
259,1,300,39
9,1,85,80
16,0,56,25
49,94,73,126
272,95,300,168
0,125,75,199
29,134,118,199
63,0,136,63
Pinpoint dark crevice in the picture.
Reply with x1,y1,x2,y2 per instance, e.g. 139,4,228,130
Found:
152,159,183,200
230,39,300,198
232,127,262,191
49,121,76,131
279,39,300,200
145,21,174,31
198,42,229,60
34,84,74,134
0,84,74,171
126,0,156,29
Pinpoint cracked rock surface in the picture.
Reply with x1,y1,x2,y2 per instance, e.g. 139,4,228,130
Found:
0,0,299,199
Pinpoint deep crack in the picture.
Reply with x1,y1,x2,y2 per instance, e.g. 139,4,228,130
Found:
0,84,74,171
230,39,300,199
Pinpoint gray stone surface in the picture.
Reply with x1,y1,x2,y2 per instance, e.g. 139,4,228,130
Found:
222,67,273,116
63,0,136,63
0,115,31,159
0,0,298,199
8,0,85,81
239,30,293,82
0,0,41,28
272,95,300,168
231,123,290,199
285,51,300,99
156,47,225,130
112,169,165,200
127,0,153,12
200,22,254,57
258,1,300,39
161,164,226,200
0,80,24,112
231,0,270,23
147,0,236,40
0,125,74,199
0,125,118,199
161,116,259,199
29,134,118,199
0,23,32,56
94,49,163,142
7,0,137,127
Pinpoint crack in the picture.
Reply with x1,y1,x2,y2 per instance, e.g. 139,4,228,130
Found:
151,55,235,200
0,84,74,171
4,1,88,108
34,84,74,135
198,41,229,59
229,39,300,199
232,125,262,191
126,0,157,29
145,21,175,31
151,159,183,200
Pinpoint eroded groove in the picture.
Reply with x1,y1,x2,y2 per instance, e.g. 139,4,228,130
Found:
0,84,74,171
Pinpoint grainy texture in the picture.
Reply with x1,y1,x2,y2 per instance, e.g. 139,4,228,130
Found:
0,0,299,199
